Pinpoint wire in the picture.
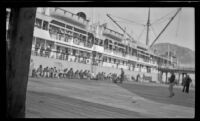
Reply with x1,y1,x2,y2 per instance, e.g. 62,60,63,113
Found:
151,8,177,25
175,10,181,38
137,26,146,41
110,14,146,26
115,20,146,27
150,25,157,38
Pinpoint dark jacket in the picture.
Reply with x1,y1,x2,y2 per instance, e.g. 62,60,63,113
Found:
169,74,175,83
185,76,192,85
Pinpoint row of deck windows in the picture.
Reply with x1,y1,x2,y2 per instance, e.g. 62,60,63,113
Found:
34,18,173,68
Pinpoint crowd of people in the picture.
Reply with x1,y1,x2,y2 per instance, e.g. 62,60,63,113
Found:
31,65,126,83
30,63,193,99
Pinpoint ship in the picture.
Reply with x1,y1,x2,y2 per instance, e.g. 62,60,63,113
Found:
24,8,180,83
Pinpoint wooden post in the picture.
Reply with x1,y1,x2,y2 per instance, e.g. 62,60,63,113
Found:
178,72,181,85
7,8,36,118
182,73,185,84
160,71,163,83
166,72,168,83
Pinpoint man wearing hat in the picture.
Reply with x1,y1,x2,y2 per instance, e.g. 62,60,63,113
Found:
168,71,176,97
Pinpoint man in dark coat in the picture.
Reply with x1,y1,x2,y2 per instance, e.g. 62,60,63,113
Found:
120,68,124,83
185,74,192,93
182,74,187,92
168,72,175,97
136,74,140,82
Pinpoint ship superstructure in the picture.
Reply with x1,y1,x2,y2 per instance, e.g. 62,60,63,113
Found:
28,7,178,82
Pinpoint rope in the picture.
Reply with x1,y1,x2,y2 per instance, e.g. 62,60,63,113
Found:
150,25,158,38
175,10,181,38
115,20,145,27
137,26,146,41
111,14,145,26
151,9,177,25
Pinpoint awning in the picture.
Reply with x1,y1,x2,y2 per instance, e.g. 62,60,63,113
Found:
102,53,128,61
33,27,52,41
55,42,92,53
137,51,150,57
136,61,157,67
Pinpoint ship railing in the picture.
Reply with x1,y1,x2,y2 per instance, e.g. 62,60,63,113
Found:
49,31,93,49
103,28,124,39
104,49,125,58
104,49,112,54
51,8,89,25
31,47,92,64
126,55,137,61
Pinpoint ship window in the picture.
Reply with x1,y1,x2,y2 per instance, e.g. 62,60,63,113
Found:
94,38,98,45
66,24,73,30
74,27,87,35
109,58,111,63
111,58,114,63
109,45,112,50
72,49,76,56
103,57,107,62
43,21,48,30
51,20,65,28
35,18,42,28
49,25,60,33
99,40,103,46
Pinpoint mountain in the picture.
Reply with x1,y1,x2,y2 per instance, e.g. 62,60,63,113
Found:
152,43,195,68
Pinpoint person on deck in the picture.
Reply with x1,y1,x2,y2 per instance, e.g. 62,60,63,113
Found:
63,68,68,78
120,68,125,83
182,74,187,92
37,65,43,77
136,74,140,82
79,70,83,79
46,67,49,78
185,74,192,93
168,71,176,97
74,70,80,79
68,68,74,79
49,67,54,78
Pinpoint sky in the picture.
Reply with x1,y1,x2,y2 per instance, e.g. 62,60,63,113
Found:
61,7,195,51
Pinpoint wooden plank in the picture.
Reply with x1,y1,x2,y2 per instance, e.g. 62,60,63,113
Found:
7,8,36,118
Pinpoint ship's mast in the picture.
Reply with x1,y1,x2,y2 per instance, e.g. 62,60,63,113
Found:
146,8,150,46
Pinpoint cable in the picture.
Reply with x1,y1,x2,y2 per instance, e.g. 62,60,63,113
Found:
137,26,146,41
151,8,177,25
115,20,146,27
150,25,157,38
110,14,146,26
175,10,181,38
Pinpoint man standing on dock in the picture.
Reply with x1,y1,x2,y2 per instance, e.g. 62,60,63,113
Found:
120,68,124,83
182,74,187,92
185,74,192,93
168,71,175,97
